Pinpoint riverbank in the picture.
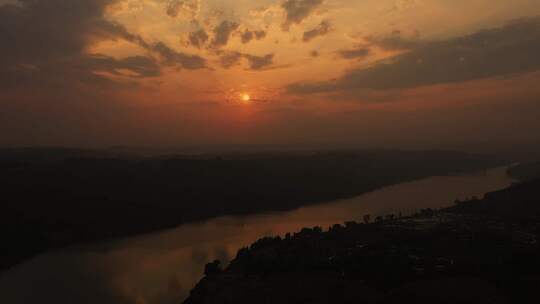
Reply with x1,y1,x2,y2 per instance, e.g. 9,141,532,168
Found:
508,161,540,181
184,179,540,304
0,163,514,304
1,150,505,272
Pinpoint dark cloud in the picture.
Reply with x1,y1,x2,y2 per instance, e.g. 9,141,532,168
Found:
366,29,421,51
0,0,113,59
254,30,267,40
281,0,323,31
0,0,133,88
241,29,267,44
84,55,162,77
188,29,209,49
289,17,540,93
219,51,243,69
166,0,199,19
0,0,205,89
166,0,182,17
302,20,331,42
151,42,206,69
218,52,274,70
244,53,274,70
337,47,370,60
113,27,207,69
241,30,254,44
211,20,240,48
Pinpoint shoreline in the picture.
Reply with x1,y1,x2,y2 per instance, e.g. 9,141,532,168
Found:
184,178,540,304
1,155,508,273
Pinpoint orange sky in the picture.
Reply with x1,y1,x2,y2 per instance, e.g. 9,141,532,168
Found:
1,0,540,150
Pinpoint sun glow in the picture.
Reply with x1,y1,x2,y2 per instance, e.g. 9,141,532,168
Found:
241,93,251,102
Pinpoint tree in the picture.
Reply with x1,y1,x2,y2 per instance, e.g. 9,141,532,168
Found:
204,260,222,276
363,214,371,224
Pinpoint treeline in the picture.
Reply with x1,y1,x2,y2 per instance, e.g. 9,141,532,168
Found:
507,162,540,181
0,148,504,271
185,177,540,304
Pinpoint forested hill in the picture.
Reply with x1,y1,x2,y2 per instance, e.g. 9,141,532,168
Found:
184,178,540,304
1,149,504,271
508,162,540,181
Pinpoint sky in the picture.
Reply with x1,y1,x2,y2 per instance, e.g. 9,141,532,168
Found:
1,0,540,151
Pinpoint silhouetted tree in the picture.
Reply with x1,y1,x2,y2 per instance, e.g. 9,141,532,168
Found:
204,260,222,276
345,221,357,228
420,208,435,218
236,247,249,259
332,224,342,230
363,214,371,224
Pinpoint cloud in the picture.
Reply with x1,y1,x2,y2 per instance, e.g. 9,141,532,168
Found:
211,20,240,48
0,54,161,90
0,0,206,89
281,0,323,31
241,30,254,44
0,0,118,61
289,17,540,93
240,29,267,44
254,30,267,40
219,51,243,68
337,47,370,60
244,54,274,70
112,27,207,70
166,0,200,19
0,0,135,88
85,55,162,77
151,42,207,69
366,29,420,51
188,29,209,49
218,52,274,70
302,20,331,42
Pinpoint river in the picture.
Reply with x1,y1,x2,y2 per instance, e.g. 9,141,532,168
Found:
0,166,513,304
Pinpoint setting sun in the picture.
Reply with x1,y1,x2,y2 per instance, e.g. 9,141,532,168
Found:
241,94,251,102
3,1,540,304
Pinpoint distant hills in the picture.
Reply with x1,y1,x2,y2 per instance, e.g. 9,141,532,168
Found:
1,149,504,271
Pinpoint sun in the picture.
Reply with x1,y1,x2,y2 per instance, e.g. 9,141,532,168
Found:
241,93,251,102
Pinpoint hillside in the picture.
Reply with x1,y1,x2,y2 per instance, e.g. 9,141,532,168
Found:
0,149,503,271
508,162,540,181
185,179,540,304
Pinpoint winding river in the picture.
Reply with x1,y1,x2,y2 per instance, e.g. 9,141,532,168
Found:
0,166,513,304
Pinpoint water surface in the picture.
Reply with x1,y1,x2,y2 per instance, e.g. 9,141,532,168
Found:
0,166,513,304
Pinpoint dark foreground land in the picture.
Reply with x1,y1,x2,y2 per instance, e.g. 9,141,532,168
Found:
508,161,540,181
185,178,540,304
0,149,503,271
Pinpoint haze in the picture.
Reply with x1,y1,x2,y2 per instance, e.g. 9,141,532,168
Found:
1,0,540,152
